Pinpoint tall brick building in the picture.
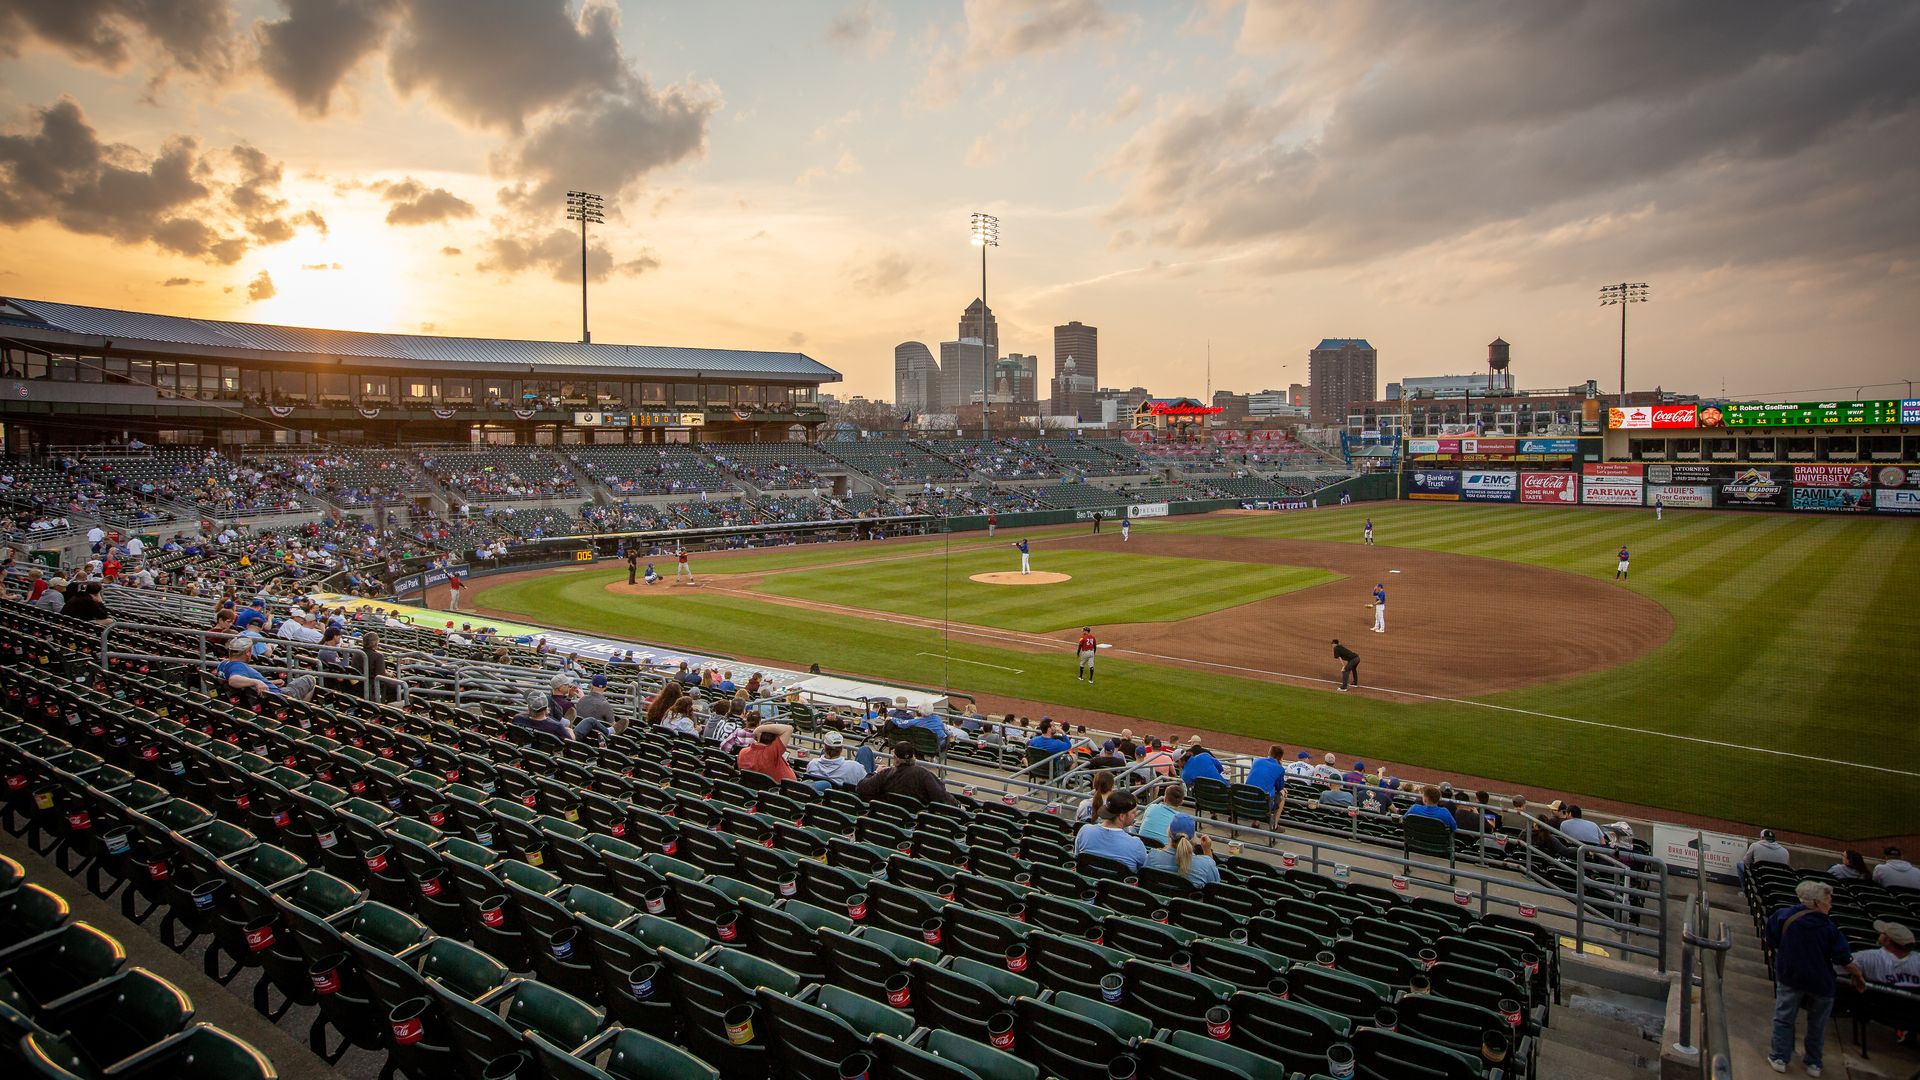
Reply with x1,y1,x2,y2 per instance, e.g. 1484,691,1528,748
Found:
1308,338,1377,424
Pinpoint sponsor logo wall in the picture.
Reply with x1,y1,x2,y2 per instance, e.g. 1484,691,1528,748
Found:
1879,489,1920,515
392,563,470,595
1518,439,1581,454
1647,484,1714,509
1793,465,1873,488
1581,478,1644,506
1583,462,1646,477
1644,463,1716,485
1407,470,1461,501
1720,467,1788,508
1608,404,1699,430
1460,471,1518,502
1127,503,1170,519
1791,487,1873,512
1520,472,1578,504
1239,499,1312,511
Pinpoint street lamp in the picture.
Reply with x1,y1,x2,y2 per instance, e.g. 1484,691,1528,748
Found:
566,191,605,343
1598,282,1649,406
970,212,1000,449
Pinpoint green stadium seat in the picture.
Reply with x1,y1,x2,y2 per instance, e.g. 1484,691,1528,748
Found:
31,967,194,1071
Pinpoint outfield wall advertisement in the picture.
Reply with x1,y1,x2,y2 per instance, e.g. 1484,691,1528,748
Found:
1647,484,1715,508
1793,465,1873,488
1581,479,1644,506
1791,487,1874,512
1460,471,1518,502
1720,467,1789,508
1127,502,1170,519
1407,470,1462,501
1519,472,1578,503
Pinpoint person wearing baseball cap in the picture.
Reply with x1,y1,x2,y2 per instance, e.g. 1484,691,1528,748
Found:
1143,813,1220,887
1853,921,1920,990
571,672,616,742
31,577,67,611
512,690,573,741
805,731,868,791
216,633,315,701
1875,847,1920,890
1178,736,1224,785
1740,828,1792,886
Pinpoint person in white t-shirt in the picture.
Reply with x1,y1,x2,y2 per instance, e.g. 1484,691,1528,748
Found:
1853,920,1920,988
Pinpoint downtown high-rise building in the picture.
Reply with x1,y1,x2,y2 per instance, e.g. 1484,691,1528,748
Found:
996,354,1039,406
1308,338,1378,425
1051,321,1098,418
958,299,998,361
939,338,991,413
894,341,937,415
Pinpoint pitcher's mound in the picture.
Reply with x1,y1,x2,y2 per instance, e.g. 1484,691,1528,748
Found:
970,571,1072,585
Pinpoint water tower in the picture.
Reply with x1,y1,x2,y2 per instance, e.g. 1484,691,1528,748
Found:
1488,338,1511,393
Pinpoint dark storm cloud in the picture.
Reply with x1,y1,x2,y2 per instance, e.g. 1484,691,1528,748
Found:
254,0,401,116
0,0,234,77
495,79,718,214
1110,0,1920,277
388,0,626,133
0,98,320,265
478,227,659,283
376,177,476,225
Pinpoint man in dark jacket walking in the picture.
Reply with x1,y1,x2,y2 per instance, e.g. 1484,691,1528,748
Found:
1332,639,1360,691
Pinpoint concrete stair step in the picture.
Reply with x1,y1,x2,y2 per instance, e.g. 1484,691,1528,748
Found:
1536,1038,1659,1080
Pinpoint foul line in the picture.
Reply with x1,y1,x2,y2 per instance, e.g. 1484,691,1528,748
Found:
916,652,1023,674
702,581,1916,780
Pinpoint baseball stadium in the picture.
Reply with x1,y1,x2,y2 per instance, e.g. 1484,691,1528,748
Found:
3,293,1918,1080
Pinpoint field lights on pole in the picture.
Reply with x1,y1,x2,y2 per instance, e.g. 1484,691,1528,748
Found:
566,191,605,343
970,212,999,450
1598,282,1649,406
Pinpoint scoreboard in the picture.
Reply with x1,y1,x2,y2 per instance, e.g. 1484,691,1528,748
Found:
1722,399,1914,427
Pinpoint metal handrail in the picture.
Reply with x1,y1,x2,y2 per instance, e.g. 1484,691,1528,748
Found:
1675,891,1734,1077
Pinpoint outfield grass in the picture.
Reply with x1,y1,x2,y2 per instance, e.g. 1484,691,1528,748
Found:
749,547,1337,633
476,504,1920,839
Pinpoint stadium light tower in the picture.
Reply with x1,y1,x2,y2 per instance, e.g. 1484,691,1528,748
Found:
970,211,1000,449
566,191,605,343
1598,282,1649,406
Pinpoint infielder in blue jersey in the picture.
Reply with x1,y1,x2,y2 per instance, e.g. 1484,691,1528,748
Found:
1616,546,1630,580
1364,518,1374,545
1372,582,1386,633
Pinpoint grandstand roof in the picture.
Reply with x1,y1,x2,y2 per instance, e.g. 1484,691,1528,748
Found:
1314,338,1374,351
0,297,840,382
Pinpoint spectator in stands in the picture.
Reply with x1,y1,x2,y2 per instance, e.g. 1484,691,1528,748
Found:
216,635,315,701
62,580,111,622
1178,736,1225,785
642,682,684,733
805,732,868,791
1366,770,1402,815
856,742,951,804
1312,752,1343,781
1138,784,1186,846
1828,849,1869,881
1076,770,1117,822
234,598,269,631
1403,785,1457,831
1558,805,1608,848
1875,847,1920,890
1285,751,1317,779
511,691,573,741
1767,879,1865,1075
548,673,579,726
1740,829,1793,883
1138,737,1175,777
718,713,761,755
361,631,386,702
1854,921,1920,989
1474,790,1502,831
1246,746,1285,801
736,721,796,783
1144,814,1220,888
572,674,616,741
1087,740,1125,770
1072,789,1148,870
31,577,66,612
1027,717,1073,758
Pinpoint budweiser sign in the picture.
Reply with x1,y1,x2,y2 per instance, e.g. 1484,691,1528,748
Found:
1609,404,1700,430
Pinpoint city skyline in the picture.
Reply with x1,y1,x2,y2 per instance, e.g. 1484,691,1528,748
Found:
1,2,1915,405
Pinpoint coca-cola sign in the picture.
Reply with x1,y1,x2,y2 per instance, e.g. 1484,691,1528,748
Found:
1608,404,1699,430
1520,472,1578,504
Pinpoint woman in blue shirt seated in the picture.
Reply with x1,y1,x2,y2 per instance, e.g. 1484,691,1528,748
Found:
1143,814,1222,888
1073,789,1148,871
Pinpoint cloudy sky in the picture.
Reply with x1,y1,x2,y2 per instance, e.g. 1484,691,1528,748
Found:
1,0,1916,403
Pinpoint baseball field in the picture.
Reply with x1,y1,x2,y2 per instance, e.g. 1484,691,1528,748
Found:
470,502,1919,842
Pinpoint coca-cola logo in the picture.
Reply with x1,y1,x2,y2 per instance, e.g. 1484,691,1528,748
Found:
1651,405,1697,426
